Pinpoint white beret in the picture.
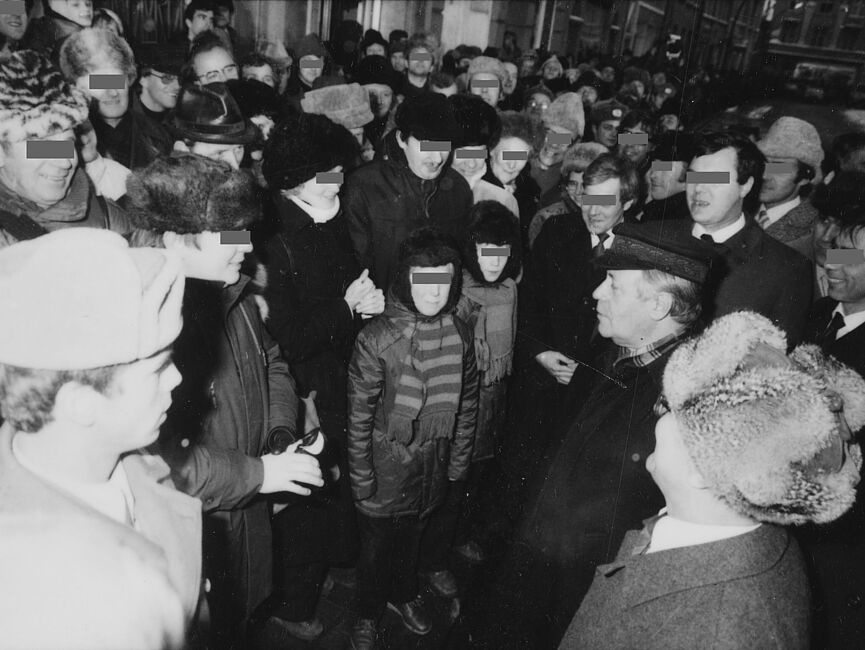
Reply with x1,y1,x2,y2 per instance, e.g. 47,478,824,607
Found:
0,229,184,370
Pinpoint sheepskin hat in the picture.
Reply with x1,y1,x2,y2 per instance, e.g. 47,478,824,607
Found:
542,91,585,137
262,112,359,191
126,154,263,234
59,27,137,87
758,116,825,184
562,141,608,176
449,93,501,149
467,55,507,86
663,311,865,526
0,50,89,143
301,82,374,130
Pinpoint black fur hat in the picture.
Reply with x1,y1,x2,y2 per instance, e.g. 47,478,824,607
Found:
394,91,460,144
262,111,359,190
125,153,263,234
448,93,501,149
393,227,463,316
464,201,522,284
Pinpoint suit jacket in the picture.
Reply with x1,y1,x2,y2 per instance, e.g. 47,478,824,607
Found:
804,297,865,377
764,199,819,244
560,521,809,650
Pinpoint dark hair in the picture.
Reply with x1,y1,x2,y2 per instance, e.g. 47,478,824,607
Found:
691,131,765,190
448,94,501,149
812,171,865,238
641,270,702,326
214,0,234,13
239,52,281,87
189,30,230,64
429,71,455,90
0,363,124,433
464,201,521,284
394,227,463,316
389,29,408,44
825,132,865,176
583,152,639,205
184,0,214,23
619,109,655,142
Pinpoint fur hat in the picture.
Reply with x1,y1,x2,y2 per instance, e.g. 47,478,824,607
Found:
354,54,400,91
758,116,825,184
225,78,280,119
448,93,501,149
126,154,263,234
663,311,865,526
295,33,326,60
394,91,460,143
467,55,506,86
262,112,359,190
59,27,137,87
542,92,585,137
591,98,629,125
392,227,462,315
562,141,608,175
301,82,374,130
0,50,89,143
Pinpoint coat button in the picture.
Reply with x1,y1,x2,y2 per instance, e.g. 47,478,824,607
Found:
204,579,211,593
180,438,190,448
631,453,641,462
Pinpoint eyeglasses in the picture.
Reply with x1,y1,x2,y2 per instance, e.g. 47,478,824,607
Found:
148,71,178,86
527,100,549,111
198,64,239,83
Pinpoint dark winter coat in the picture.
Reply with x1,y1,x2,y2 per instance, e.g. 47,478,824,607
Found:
347,308,479,518
129,93,176,160
342,130,474,291
92,107,165,171
158,275,298,630
20,10,81,62
641,190,690,223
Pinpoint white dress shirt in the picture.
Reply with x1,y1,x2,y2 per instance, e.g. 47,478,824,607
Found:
590,232,615,250
833,303,865,340
692,214,746,243
759,196,801,229
647,508,760,554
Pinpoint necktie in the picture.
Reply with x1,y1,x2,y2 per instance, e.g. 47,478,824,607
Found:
594,232,609,258
756,209,770,228
700,233,715,244
818,312,846,351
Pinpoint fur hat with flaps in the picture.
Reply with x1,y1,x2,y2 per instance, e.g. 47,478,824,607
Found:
126,154,263,234
663,311,865,526
0,50,89,143
301,82,374,130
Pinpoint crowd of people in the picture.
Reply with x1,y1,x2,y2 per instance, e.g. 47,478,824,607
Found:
3,1,865,649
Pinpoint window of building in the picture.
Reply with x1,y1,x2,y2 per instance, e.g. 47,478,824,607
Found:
780,18,802,42
838,25,861,48
808,22,829,46
821,2,834,12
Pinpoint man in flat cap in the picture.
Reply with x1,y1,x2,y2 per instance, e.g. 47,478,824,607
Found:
561,311,865,649
471,222,715,649
756,116,825,244
0,228,203,645
0,50,131,247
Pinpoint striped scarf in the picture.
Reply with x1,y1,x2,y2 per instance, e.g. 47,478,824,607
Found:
385,299,464,445
460,271,517,385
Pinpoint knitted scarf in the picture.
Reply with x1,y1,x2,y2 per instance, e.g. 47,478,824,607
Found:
460,270,517,385
385,298,464,445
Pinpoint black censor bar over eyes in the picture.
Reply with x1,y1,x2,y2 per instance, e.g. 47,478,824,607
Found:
455,149,486,159
826,249,865,265
220,231,251,245
299,59,323,69
420,141,451,152
618,133,648,145
471,78,499,88
89,74,127,90
580,195,617,206
26,140,75,159
546,132,572,145
315,172,344,184
0,1,26,14
409,52,432,62
765,162,797,175
481,246,511,256
411,272,452,284
686,171,731,184
650,161,674,172
502,150,529,161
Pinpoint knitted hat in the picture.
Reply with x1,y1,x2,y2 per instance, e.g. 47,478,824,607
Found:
542,91,585,137
663,311,865,525
467,56,506,86
449,93,501,148
301,82,374,129
394,91,461,143
59,27,137,87
0,50,89,143
126,154,263,234
262,112,359,190
354,54,400,91
0,228,184,370
591,98,628,125
758,116,825,184
295,33,326,60
168,82,256,145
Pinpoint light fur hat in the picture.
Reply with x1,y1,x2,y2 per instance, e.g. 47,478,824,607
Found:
0,50,89,143
542,91,585,138
300,82,374,129
0,229,184,370
663,311,865,526
59,27,138,87
467,55,507,86
757,116,825,184
562,141,608,175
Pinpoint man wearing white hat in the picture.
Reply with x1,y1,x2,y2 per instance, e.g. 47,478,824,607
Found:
0,228,203,644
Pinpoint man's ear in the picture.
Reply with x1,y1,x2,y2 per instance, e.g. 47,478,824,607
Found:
185,18,192,32
173,140,189,153
53,382,100,428
739,175,755,199
622,197,634,213
653,290,674,321
162,231,185,251
396,130,408,151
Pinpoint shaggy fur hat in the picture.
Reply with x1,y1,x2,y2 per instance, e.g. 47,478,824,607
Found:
449,94,501,149
464,200,522,284
542,91,585,137
467,55,507,86
393,227,462,315
301,82,374,130
126,154,263,234
663,311,865,526
262,111,358,191
562,142,608,176
59,27,137,87
0,50,89,143
395,91,460,144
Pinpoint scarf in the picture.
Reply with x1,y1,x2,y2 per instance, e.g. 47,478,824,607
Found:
385,298,464,445
289,195,340,224
460,270,517,385
0,167,90,224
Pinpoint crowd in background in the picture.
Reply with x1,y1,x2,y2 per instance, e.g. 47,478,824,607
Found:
4,1,865,650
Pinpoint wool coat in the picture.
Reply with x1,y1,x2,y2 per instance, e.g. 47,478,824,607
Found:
764,199,820,244
640,190,690,224
347,309,479,519
560,522,810,650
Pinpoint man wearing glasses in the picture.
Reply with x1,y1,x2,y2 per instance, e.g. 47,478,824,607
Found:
132,46,185,158
189,31,239,86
